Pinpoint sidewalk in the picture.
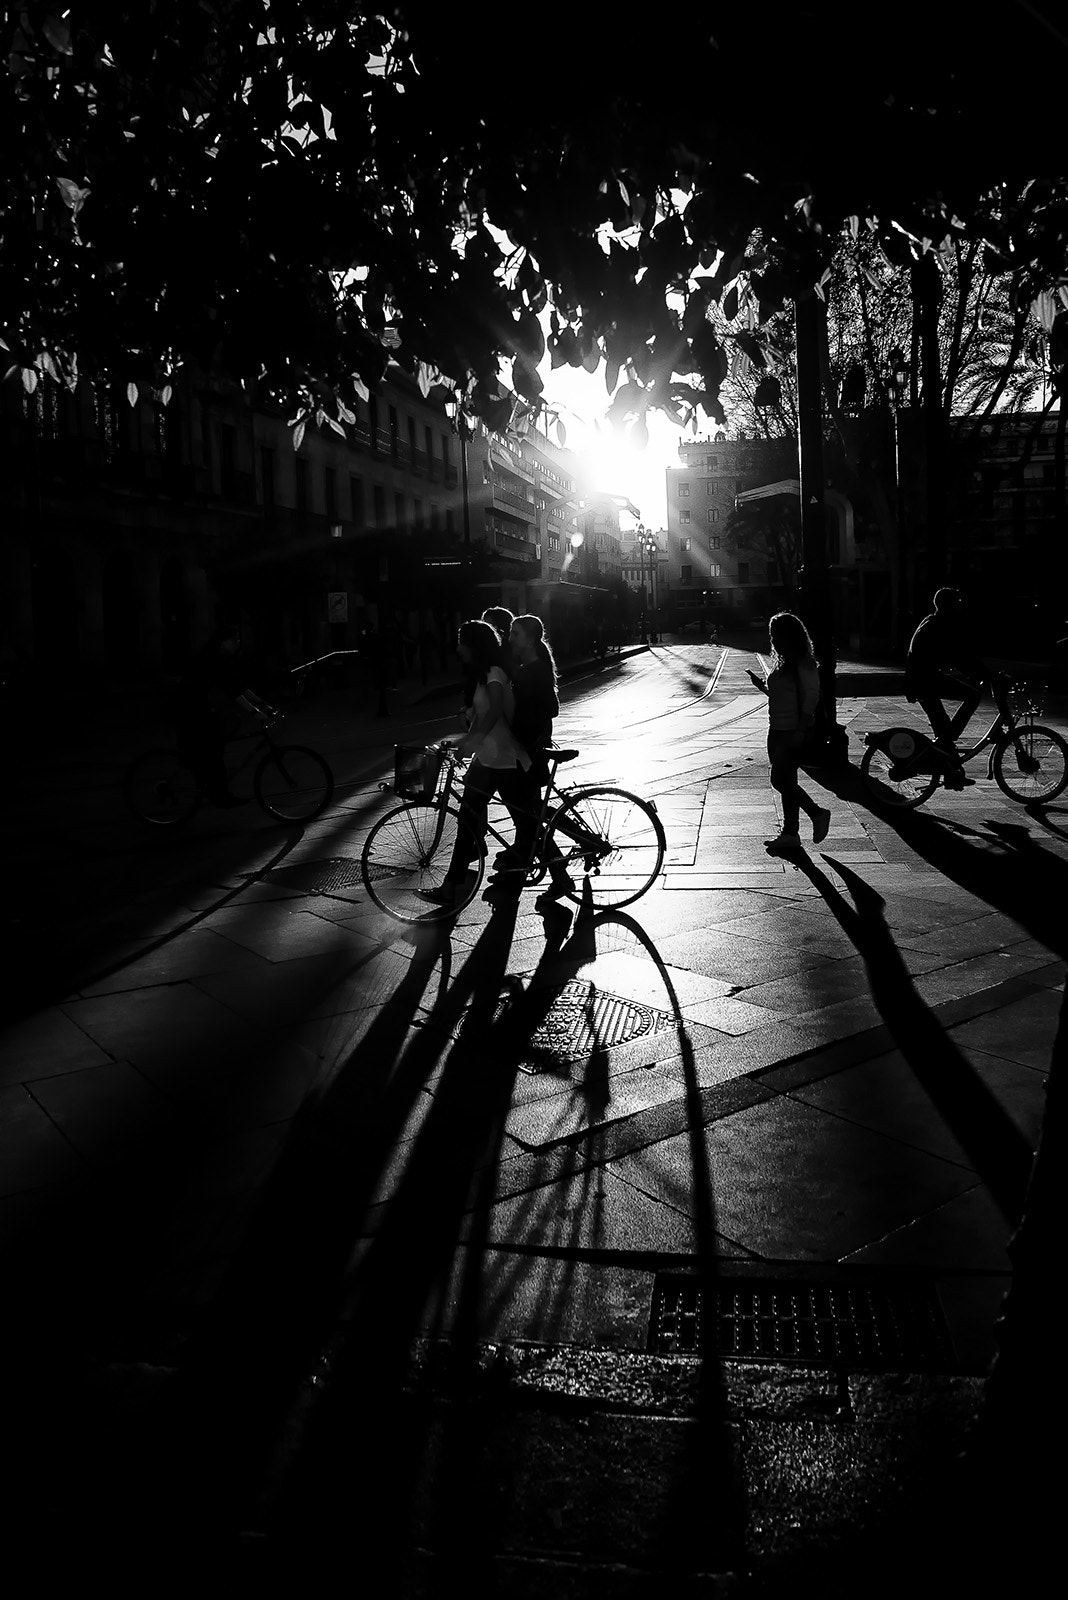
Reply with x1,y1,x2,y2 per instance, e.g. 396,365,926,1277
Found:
2,639,1063,1590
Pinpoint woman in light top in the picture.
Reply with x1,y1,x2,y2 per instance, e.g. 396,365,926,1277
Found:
748,611,831,854
424,617,531,905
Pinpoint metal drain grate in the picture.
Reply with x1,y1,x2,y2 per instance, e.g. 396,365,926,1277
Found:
508,980,674,1070
261,858,365,893
649,1274,956,1370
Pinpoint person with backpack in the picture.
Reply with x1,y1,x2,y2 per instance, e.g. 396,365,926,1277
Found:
748,611,831,854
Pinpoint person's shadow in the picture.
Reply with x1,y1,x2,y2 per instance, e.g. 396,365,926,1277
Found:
791,851,1035,1224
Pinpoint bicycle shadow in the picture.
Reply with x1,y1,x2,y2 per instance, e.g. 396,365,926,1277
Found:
245,897,743,1581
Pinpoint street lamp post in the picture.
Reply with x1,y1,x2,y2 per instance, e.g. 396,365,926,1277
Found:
636,525,658,645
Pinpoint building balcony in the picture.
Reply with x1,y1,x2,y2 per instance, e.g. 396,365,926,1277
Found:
491,480,536,517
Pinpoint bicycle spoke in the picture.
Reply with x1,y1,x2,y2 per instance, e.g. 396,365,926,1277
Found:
361,803,483,921
548,788,664,908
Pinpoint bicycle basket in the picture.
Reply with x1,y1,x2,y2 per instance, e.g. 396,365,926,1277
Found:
1008,681,1045,720
394,743,442,799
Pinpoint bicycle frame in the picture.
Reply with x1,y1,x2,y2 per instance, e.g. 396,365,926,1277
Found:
865,679,1041,781
428,748,575,867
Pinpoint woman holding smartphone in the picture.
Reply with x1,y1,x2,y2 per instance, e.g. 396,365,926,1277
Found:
748,612,831,855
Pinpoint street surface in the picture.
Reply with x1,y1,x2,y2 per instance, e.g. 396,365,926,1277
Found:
2,640,1065,1586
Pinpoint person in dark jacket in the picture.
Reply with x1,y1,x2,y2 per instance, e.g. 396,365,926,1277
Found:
172,625,273,805
904,588,993,787
493,614,573,901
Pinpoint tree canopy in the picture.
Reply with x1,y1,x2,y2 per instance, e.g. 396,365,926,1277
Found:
4,2,1068,443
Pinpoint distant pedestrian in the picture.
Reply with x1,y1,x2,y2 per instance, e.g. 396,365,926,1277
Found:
748,611,831,854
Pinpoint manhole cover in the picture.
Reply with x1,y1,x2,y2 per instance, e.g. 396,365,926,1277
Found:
261,858,364,893
648,1274,956,1370
508,979,673,1071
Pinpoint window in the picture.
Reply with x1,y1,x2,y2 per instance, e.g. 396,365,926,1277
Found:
349,474,363,526
709,535,720,550
680,509,691,523
707,509,719,523
679,537,690,551
295,457,309,520
413,497,423,529
425,424,435,469
408,416,417,463
709,563,722,577
678,481,690,496
389,405,399,459
706,481,716,495
373,485,386,527
394,491,406,532
680,564,693,585
324,466,337,521
737,561,750,583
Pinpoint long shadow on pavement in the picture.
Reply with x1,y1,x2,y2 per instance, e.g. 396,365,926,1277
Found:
797,852,1035,1224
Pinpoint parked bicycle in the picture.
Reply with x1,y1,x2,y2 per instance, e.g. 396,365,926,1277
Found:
360,743,666,923
860,675,1068,809
123,714,335,826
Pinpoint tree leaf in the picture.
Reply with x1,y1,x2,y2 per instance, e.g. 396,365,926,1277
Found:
327,416,345,436
1032,290,1056,332
55,177,90,216
353,376,370,402
42,14,73,54
292,418,306,451
127,381,138,406
22,367,38,393
555,419,567,446
160,385,172,405
722,285,739,322
337,401,356,424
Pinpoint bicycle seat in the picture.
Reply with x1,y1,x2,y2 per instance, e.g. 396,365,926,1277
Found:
547,749,580,763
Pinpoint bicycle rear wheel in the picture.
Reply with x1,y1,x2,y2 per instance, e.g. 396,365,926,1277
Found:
859,745,940,809
254,745,334,821
547,787,665,908
123,748,201,826
992,725,1068,804
361,801,484,921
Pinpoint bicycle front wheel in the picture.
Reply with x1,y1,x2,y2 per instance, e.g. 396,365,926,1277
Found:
859,745,940,809
547,787,665,908
254,745,334,821
123,748,201,826
992,725,1068,804
361,802,484,922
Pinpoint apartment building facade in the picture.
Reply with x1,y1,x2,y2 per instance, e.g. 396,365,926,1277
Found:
663,435,798,624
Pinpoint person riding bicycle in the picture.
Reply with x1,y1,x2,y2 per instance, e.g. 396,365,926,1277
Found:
171,625,274,807
905,588,1008,790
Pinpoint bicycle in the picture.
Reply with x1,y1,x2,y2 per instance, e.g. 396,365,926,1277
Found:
860,675,1068,809
360,743,667,923
123,714,335,826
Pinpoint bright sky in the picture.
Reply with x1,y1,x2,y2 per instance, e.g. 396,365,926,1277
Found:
535,358,684,532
